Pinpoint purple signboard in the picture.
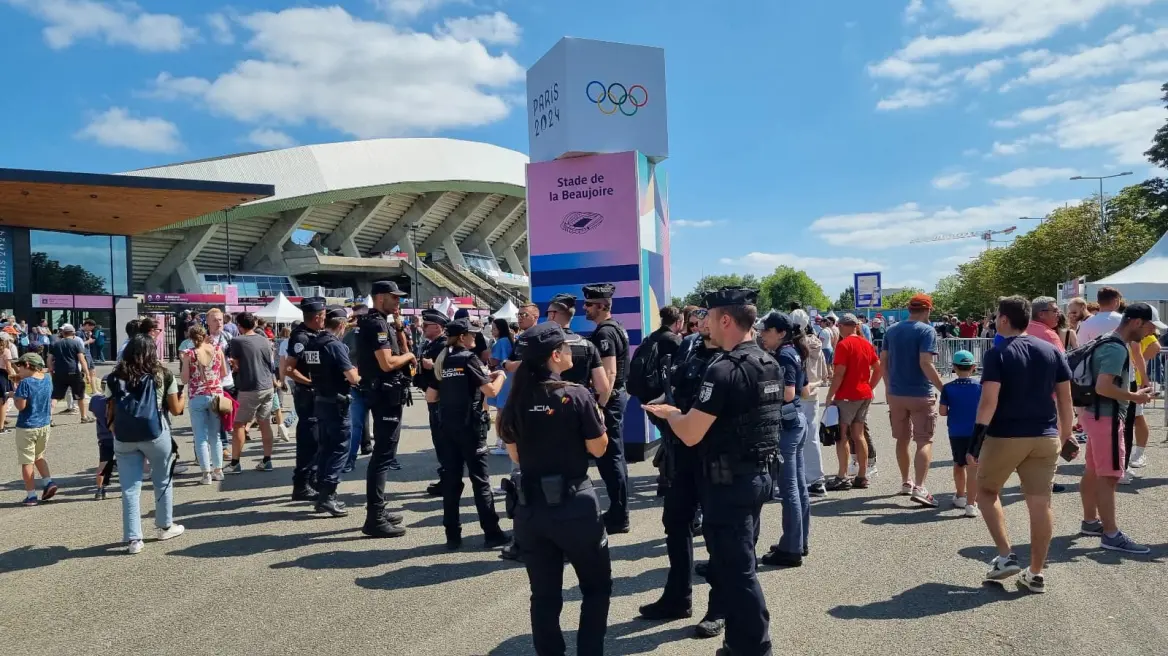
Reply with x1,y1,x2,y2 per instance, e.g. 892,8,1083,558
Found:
74,295,114,309
32,294,73,309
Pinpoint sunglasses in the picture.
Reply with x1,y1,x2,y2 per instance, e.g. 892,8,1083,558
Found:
688,322,698,329
584,301,601,308
517,312,532,318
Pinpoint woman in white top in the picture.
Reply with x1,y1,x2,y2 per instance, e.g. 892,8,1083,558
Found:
791,310,828,495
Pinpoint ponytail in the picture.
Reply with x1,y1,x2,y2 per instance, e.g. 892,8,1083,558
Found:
499,356,570,444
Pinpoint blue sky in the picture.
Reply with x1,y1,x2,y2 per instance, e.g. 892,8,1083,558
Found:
2,0,1167,299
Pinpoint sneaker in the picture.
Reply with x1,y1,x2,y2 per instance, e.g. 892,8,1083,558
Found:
127,540,144,555
173,463,189,475
807,482,827,498
1016,569,1045,593
199,472,213,485
1052,483,1067,493
1075,432,1088,445
489,446,509,456
41,482,59,502
0,428,12,435
847,457,859,477
1130,454,1147,468
1101,531,1151,554
61,407,78,415
1119,469,1134,485
953,496,968,509
964,504,981,518
386,458,402,471
157,524,185,541
899,482,915,496
254,460,274,472
94,488,107,501
638,599,693,620
910,486,938,508
867,458,879,476
1080,519,1104,537
211,470,224,482
224,463,243,475
694,616,725,639
21,494,37,507
985,553,1021,581
342,461,355,474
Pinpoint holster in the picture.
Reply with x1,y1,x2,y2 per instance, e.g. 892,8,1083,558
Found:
501,476,519,518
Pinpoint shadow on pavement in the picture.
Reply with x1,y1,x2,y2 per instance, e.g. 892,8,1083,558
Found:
0,542,124,574
957,534,1167,566
486,619,696,656
167,528,356,558
828,582,1018,619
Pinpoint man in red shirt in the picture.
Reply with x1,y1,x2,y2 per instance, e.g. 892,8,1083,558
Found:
959,317,980,339
823,314,883,489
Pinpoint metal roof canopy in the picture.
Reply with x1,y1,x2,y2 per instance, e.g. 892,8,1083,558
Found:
0,167,274,236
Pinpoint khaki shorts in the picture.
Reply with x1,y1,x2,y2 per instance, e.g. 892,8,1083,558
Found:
976,436,1059,496
235,388,274,426
836,399,871,425
887,394,937,444
15,425,51,465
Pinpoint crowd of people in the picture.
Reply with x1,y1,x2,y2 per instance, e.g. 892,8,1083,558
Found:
6,280,1165,656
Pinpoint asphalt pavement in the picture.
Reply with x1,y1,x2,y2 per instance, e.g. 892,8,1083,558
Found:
1,387,1166,656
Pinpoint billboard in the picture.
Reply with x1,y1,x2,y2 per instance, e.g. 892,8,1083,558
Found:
854,272,882,309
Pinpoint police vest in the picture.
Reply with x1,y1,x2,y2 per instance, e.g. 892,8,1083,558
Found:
438,348,486,425
288,326,317,384
562,331,595,387
303,332,347,397
708,346,783,461
671,338,718,412
355,310,406,384
592,319,629,389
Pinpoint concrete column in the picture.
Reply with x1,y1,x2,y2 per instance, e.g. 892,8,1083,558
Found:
371,192,448,255
418,193,493,253
323,195,391,257
145,224,218,292
174,260,202,293
241,207,312,271
460,197,523,255
442,234,468,269
503,244,526,277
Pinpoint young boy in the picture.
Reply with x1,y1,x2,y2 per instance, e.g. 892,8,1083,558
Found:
939,350,981,518
90,389,114,500
12,353,56,506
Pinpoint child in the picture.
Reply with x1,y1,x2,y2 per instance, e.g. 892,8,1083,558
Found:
939,350,981,518
90,389,114,500
12,353,55,506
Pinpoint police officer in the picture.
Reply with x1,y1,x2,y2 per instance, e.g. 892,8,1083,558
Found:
355,280,415,538
639,305,725,639
496,322,612,656
301,307,364,517
581,283,631,534
283,297,326,502
434,317,509,549
645,287,779,656
414,309,449,497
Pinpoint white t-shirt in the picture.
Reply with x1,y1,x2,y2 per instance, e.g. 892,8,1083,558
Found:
1076,310,1122,344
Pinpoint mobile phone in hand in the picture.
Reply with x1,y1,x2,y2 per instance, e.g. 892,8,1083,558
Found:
1060,439,1080,462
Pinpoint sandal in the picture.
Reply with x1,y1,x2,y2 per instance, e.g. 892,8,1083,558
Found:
825,476,852,491
852,476,870,489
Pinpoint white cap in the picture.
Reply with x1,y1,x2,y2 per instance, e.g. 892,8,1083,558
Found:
60,323,75,333
790,309,810,329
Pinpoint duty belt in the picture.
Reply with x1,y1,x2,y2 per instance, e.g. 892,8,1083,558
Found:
518,476,593,507
314,393,352,405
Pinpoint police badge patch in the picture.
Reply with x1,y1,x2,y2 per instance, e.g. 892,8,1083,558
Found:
601,339,611,351
377,332,388,343
293,343,304,354
699,382,713,403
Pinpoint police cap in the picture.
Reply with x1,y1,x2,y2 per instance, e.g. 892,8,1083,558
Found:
300,296,327,313
453,308,470,320
446,317,482,337
516,322,566,361
421,309,448,327
582,283,615,300
702,286,758,309
762,311,794,333
371,280,407,297
325,306,349,320
549,293,577,310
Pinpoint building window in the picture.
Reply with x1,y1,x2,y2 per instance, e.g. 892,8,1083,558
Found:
30,231,122,296
198,272,296,297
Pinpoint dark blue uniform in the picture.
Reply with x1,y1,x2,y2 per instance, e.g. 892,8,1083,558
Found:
692,340,781,656
416,332,449,487
503,323,612,656
589,318,630,530
288,323,319,496
301,329,355,510
354,308,410,521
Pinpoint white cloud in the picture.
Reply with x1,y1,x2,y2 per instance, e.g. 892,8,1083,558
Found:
672,220,724,229
1139,60,1168,76
147,6,524,138
246,128,297,149
438,12,520,46
207,13,234,45
867,58,941,80
1006,27,1168,87
987,166,1078,187
963,58,1006,84
718,252,886,276
4,0,197,51
877,87,953,110
75,107,182,153
372,0,454,18
905,0,926,22
988,133,1055,156
1105,24,1137,41
808,197,1067,249
932,171,971,189
143,72,212,100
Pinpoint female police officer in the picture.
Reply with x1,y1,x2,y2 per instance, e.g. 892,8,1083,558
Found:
497,322,613,656
434,317,509,550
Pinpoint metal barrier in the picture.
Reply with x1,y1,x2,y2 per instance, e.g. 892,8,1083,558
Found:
935,338,996,374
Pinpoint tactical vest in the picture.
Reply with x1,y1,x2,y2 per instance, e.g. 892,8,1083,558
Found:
562,331,595,387
710,345,783,461
671,338,718,413
438,347,486,427
593,318,629,389
304,333,346,397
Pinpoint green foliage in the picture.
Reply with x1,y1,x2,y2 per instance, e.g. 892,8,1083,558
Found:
681,273,761,307
834,286,855,311
30,251,107,295
1109,178,1168,238
1146,83,1168,170
670,296,686,309
758,266,831,312
882,287,925,309
929,275,960,315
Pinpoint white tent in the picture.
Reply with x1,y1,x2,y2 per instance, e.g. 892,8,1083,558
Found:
1086,232,1168,303
494,299,519,321
432,297,455,318
254,293,303,324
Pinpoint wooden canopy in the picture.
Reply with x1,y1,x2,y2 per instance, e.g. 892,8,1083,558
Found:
0,168,275,235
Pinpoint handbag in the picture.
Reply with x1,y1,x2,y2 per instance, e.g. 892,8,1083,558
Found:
211,393,233,415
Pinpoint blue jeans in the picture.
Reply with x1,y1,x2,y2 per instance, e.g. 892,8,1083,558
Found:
776,413,810,556
348,388,367,463
113,431,175,542
188,395,223,472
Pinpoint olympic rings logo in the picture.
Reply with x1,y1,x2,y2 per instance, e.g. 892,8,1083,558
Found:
585,81,648,116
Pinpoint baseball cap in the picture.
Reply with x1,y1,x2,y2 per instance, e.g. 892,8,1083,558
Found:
17,353,44,368
60,323,75,333
838,313,859,326
1123,302,1168,332
907,293,934,310
952,350,975,366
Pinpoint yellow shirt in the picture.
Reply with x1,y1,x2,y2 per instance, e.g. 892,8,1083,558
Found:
1133,334,1158,386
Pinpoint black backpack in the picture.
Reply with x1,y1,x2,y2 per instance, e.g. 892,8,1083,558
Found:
111,370,172,443
1066,333,1128,409
627,334,666,403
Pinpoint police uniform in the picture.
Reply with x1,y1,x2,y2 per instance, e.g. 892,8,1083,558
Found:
689,287,779,656
501,322,612,656
640,322,725,636
355,280,412,534
414,310,449,497
436,318,507,548
289,297,325,501
302,308,357,517
547,293,604,388
582,283,631,532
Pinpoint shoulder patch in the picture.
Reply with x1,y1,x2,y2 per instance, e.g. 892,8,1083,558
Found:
293,342,304,354
601,339,611,351
377,332,388,343
699,381,714,402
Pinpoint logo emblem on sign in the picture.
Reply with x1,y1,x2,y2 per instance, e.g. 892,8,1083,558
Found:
586,81,649,116
560,211,604,235
699,382,713,402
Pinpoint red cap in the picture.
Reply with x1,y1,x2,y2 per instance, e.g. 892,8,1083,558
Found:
908,293,934,310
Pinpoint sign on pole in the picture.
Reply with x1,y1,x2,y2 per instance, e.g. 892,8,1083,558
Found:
854,272,882,309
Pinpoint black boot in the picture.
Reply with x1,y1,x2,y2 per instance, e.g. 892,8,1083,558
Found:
314,495,348,518
759,548,802,568
483,530,509,549
445,528,462,550
694,615,725,638
426,481,442,497
362,513,407,538
291,485,319,502
381,509,404,525
499,541,522,561
638,598,692,620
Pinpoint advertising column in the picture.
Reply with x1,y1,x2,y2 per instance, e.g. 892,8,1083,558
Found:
525,37,670,460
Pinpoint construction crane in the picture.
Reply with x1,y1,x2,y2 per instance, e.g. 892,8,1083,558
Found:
910,226,1017,250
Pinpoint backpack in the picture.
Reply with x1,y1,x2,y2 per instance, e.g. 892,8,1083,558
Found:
627,333,666,403
1066,334,1128,409
112,370,170,443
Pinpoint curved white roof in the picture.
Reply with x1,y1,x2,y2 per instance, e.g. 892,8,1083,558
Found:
124,137,528,210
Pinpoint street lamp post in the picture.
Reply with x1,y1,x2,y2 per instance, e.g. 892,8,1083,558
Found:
1070,172,1133,232
410,222,420,312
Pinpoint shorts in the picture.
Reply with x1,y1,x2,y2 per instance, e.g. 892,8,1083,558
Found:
823,349,834,365
976,435,1059,495
1134,402,1144,418
836,399,871,425
51,372,86,401
949,436,972,467
887,394,937,444
15,425,51,465
1080,412,1126,478
271,388,282,412
235,388,274,426
98,439,114,462
0,371,11,397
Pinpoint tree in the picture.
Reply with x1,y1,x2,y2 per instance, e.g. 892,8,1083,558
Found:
670,296,686,309
681,273,761,307
1146,82,1168,169
834,286,855,311
1109,178,1168,238
30,251,107,295
758,265,831,313
929,275,960,315
882,287,925,309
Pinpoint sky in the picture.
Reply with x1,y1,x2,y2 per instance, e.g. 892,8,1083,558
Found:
2,0,1167,301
